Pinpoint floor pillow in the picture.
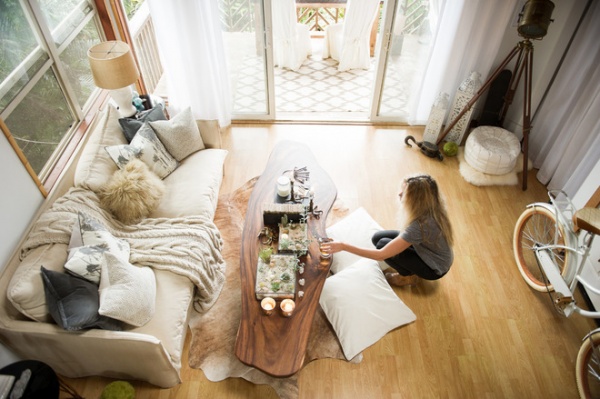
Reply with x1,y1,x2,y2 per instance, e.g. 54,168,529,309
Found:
319,258,417,360
326,207,387,273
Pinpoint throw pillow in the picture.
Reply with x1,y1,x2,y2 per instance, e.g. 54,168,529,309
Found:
105,123,179,179
40,266,124,331
98,252,156,327
326,207,387,273
119,105,167,143
64,212,130,284
319,258,417,360
99,158,166,224
149,107,205,161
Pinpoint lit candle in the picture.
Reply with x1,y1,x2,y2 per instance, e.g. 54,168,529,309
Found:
280,299,295,317
261,297,276,316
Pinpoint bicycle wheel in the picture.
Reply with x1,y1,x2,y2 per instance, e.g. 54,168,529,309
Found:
576,331,600,399
513,204,572,291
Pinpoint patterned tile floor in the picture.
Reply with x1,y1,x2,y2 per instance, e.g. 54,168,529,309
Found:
232,38,415,120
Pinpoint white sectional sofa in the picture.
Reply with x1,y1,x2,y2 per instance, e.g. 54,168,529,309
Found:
0,104,228,388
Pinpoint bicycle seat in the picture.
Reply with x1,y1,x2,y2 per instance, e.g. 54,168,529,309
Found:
575,208,600,236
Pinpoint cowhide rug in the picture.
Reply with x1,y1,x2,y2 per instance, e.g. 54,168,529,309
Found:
188,177,358,399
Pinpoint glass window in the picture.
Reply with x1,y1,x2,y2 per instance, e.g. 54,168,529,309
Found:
0,0,103,182
4,69,73,175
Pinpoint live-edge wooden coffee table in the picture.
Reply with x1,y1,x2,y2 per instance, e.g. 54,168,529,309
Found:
234,140,337,377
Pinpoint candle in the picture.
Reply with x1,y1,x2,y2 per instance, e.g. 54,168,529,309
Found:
261,297,276,316
280,299,295,317
277,176,291,197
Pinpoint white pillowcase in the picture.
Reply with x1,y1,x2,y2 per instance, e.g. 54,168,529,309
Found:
319,258,416,360
326,207,387,273
98,252,156,327
64,212,130,284
105,123,178,179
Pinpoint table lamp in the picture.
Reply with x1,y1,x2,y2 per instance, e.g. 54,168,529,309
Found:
88,41,140,117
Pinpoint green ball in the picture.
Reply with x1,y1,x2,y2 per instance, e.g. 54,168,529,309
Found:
100,381,135,399
442,141,459,157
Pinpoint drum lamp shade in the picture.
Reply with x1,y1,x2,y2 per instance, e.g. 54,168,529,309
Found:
87,41,139,90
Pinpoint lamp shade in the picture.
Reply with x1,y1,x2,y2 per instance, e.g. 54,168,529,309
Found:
87,41,139,90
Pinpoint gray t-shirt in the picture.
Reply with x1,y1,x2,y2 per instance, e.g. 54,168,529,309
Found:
400,217,453,276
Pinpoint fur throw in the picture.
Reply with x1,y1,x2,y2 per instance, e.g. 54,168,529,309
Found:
99,159,165,224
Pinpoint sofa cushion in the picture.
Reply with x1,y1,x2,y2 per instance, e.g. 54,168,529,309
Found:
151,148,228,220
74,104,127,193
99,158,166,224
119,105,167,143
326,207,387,273
41,266,124,331
8,244,68,322
105,124,179,179
319,258,417,360
149,107,205,161
131,269,194,371
99,252,156,327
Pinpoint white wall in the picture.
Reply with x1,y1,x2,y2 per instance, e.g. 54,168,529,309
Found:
0,133,43,367
0,135,44,270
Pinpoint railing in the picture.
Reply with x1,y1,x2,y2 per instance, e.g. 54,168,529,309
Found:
128,2,163,94
296,1,346,32
402,0,428,35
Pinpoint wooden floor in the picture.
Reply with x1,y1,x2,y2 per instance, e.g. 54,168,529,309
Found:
60,123,596,398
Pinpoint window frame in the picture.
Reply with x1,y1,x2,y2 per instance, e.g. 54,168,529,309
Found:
0,0,112,196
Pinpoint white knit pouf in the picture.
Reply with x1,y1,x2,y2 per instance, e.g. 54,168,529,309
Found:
464,126,521,175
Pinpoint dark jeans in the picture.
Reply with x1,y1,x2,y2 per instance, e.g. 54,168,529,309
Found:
371,230,443,280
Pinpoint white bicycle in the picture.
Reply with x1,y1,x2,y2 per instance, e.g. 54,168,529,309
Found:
513,190,600,398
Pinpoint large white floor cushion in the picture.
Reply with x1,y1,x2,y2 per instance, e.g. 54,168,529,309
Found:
319,258,417,360
464,126,521,175
326,207,387,274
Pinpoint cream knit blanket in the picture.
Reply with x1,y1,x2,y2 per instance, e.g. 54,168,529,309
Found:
21,187,226,313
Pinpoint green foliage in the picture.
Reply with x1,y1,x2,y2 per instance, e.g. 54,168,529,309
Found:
121,0,146,20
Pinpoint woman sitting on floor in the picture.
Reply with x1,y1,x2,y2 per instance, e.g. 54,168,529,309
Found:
321,173,454,286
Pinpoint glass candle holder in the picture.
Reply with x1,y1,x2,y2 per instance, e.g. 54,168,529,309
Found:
318,238,332,259
277,176,291,197
261,297,276,316
280,299,295,317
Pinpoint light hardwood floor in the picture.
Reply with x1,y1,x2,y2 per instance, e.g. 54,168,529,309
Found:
60,123,597,398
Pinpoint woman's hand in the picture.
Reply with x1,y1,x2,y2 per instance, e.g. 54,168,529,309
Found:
321,240,344,254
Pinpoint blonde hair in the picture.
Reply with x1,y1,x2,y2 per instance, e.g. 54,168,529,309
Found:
401,174,454,246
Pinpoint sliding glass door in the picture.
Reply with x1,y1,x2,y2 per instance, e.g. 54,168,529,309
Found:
220,0,275,120
372,0,437,123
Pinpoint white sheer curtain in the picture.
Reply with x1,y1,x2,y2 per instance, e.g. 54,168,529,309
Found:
323,0,380,71
530,0,600,195
409,0,518,124
148,0,232,127
272,0,311,71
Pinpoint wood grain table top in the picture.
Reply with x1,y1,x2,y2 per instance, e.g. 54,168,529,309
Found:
234,140,337,377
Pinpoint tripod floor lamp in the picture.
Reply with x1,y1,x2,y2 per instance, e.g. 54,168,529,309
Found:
436,0,555,191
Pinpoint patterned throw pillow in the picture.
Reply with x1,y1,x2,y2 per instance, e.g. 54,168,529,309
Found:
149,107,205,161
105,123,179,179
64,212,130,284
98,252,156,327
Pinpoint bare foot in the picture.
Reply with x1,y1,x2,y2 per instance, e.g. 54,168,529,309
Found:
384,271,419,287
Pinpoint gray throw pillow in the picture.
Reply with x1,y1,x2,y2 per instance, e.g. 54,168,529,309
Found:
119,106,167,143
41,266,124,331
